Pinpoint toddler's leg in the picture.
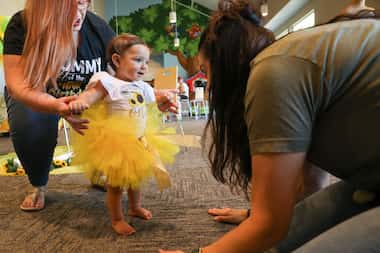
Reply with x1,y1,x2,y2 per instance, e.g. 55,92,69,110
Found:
127,188,152,220
106,185,135,235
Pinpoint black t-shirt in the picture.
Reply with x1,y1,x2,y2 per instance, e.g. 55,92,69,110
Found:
4,11,115,97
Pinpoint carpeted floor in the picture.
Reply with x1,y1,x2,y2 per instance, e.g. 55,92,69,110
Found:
0,120,249,253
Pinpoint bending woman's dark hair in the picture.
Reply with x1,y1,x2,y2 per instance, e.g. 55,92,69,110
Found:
199,0,275,197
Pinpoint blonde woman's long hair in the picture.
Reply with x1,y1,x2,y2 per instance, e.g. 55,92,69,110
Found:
22,0,78,89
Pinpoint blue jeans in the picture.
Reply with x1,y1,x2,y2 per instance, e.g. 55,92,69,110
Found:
4,87,59,187
277,181,380,253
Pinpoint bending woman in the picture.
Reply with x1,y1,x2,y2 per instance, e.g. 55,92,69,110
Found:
161,0,380,252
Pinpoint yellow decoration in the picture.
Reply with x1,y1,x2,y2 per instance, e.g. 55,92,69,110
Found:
16,168,25,176
0,120,9,133
0,146,76,176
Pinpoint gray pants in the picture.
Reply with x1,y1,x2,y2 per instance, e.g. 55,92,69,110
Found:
277,181,380,253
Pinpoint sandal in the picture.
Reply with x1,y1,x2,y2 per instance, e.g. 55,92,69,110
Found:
20,186,46,211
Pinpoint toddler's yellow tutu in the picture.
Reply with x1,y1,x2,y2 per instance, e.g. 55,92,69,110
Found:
72,103,179,190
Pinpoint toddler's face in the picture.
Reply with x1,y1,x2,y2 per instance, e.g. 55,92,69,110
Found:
114,44,150,82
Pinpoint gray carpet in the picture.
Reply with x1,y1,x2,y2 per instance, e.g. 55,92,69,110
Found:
0,147,248,253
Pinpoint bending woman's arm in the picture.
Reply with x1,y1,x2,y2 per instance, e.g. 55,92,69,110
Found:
200,153,305,253
4,55,73,115
161,153,306,253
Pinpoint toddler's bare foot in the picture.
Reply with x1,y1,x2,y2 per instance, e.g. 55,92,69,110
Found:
112,220,136,236
128,207,152,220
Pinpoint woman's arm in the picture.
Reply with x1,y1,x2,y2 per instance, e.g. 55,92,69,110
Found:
160,153,306,253
201,153,306,253
5,54,91,134
4,55,73,115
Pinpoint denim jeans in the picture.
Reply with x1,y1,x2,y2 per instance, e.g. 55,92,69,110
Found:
4,87,59,187
277,180,380,253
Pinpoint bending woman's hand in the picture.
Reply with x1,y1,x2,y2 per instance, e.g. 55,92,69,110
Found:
208,208,249,224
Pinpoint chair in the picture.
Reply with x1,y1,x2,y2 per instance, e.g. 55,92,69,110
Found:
179,98,192,119
189,87,209,119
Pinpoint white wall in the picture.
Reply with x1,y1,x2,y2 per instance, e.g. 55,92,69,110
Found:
0,0,106,18
275,0,380,35
0,0,25,16
92,0,106,19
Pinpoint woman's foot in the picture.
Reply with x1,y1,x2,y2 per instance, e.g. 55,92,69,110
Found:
112,220,136,236
128,207,152,220
20,186,46,211
208,208,249,224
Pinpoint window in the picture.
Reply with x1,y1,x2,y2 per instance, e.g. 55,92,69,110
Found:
276,28,289,39
292,10,315,32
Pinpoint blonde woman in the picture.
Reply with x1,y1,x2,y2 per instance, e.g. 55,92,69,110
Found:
3,0,115,211
4,0,176,212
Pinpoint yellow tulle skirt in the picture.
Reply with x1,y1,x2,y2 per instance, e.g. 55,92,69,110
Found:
71,103,179,190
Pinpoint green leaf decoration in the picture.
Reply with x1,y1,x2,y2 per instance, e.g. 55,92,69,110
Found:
109,0,210,57
182,9,198,21
142,6,159,24
6,158,18,173
119,17,133,33
137,28,156,43
0,16,10,53
154,35,170,52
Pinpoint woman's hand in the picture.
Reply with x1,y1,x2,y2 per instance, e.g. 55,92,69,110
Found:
154,89,178,113
55,96,78,116
63,114,89,135
208,208,249,224
56,96,89,135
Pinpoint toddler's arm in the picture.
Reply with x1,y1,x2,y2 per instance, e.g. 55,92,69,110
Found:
69,81,107,114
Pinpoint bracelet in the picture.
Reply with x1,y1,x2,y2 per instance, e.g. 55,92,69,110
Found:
191,248,202,253
247,208,251,218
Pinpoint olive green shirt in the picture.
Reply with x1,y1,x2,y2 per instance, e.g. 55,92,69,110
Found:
245,19,380,190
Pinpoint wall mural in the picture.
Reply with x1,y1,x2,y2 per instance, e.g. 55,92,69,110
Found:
109,0,210,77
0,16,10,133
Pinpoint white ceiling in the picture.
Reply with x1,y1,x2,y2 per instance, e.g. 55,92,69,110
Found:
191,0,311,33
193,0,261,11
193,0,219,10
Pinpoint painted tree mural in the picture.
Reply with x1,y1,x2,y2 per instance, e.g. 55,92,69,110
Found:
109,0,210,77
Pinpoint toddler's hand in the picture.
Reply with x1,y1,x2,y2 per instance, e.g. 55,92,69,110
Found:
155,89,178,114
69,98,89,115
